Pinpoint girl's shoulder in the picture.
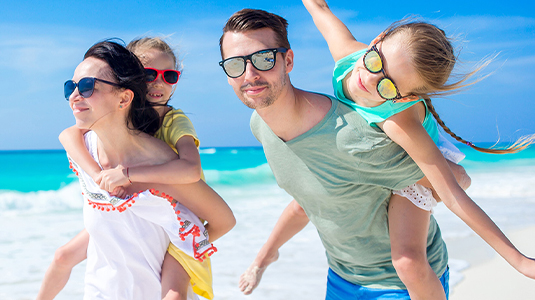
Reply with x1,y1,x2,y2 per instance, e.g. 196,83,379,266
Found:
162,107,194,126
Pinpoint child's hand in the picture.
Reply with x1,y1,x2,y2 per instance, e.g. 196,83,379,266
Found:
95,165,130,193
110,186,128,199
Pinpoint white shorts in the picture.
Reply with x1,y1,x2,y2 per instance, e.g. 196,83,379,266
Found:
393,183,437,211
393,133,465,212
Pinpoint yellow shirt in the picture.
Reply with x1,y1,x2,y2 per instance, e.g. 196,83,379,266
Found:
154,108,205,181
154,108,200,153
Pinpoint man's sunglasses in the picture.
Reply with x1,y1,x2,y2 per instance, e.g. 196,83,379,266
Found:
363,44,409,101
64,77,121,101
219,47,288,78
145,68,180,85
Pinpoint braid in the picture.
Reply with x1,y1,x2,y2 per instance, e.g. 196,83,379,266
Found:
424,97,535,154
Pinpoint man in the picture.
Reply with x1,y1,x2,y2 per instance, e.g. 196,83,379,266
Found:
218,9,449,299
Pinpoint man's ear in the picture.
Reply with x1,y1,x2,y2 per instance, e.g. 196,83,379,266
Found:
284,49,294,74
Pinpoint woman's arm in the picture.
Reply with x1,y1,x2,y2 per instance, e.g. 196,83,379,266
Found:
303,0,367,61
59,126,101,180
380,106,535,278
158,180,236,242
96,136,202,192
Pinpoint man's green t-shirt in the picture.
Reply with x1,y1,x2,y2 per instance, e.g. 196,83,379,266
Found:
250,95,448,289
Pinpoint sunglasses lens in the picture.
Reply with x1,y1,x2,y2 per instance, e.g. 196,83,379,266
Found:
64,80,76,100
145,69,158,82
78,78,96,98
251,50,275,71
223,58,246,78
163,70,179,84
364,50,382,73
377,78,398,100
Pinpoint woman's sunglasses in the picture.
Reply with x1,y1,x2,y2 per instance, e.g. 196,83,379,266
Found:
64,77,120,101
219,47,288,78
363,44,407,101
145,68,180,85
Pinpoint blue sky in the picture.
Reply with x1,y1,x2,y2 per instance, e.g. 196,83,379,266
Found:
1,0,534,150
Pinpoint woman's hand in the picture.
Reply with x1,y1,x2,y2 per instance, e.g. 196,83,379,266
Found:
95,165,130,193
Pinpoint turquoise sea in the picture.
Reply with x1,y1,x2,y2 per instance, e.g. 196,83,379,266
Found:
1,145,535,299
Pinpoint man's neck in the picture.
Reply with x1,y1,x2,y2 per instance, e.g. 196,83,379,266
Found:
256,86,332,142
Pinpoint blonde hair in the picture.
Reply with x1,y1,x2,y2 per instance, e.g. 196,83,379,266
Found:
127,36,180,71
385,19,534,154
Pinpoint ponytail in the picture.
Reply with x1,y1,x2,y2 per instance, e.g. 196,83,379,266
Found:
424,97,535,154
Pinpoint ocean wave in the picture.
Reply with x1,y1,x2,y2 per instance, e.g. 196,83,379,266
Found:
0,183,83,215
467,170,535,198
204,163,277,186
199,148,217,154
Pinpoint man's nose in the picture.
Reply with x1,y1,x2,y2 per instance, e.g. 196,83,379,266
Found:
243,60,260,80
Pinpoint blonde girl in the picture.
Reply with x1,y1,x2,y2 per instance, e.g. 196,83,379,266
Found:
301,0,535,299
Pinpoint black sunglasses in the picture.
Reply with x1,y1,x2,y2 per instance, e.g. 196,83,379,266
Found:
144,68,180,85
64,77,121,101
219,47,288,78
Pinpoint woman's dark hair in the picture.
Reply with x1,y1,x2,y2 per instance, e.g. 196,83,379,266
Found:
84,40,160,136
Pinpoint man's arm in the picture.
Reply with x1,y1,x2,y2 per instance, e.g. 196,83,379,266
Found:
239,199,309,294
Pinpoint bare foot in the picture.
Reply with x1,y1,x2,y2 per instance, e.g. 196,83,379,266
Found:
239,251,279,295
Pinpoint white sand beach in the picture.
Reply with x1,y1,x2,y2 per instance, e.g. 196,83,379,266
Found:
450,226,535,300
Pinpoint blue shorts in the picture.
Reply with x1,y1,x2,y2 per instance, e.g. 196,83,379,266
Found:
326,267,449,300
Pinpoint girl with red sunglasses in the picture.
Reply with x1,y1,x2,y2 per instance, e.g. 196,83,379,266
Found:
37,38,235,300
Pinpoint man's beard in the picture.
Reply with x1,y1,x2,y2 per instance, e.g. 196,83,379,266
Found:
239,73,287,109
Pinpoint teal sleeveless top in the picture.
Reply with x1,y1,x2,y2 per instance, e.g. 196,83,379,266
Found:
333,49,440,144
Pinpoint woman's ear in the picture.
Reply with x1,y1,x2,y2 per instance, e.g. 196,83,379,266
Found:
118,89,134,109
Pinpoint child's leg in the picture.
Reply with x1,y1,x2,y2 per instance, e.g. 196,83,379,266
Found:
388,194,447,300
36,229,89,300
161,251,191,300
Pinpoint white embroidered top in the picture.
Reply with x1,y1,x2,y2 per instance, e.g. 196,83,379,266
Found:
70,131,215,300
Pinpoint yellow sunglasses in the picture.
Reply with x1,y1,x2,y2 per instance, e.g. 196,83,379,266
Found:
363,43,411,101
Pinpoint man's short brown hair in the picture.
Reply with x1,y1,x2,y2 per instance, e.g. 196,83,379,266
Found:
219,9,291,57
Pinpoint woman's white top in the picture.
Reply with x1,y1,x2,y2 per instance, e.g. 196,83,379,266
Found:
71,131,213,300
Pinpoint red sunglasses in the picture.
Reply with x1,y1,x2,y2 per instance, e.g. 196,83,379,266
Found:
144,68,180,85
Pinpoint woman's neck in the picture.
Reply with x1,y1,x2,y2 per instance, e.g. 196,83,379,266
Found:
92,123,150,170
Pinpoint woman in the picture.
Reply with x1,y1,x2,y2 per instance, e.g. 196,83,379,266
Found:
65,40,234,299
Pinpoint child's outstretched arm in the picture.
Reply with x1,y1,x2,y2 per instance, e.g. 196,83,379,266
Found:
303,0,367,61
96,135,201,192
380,105,535,279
